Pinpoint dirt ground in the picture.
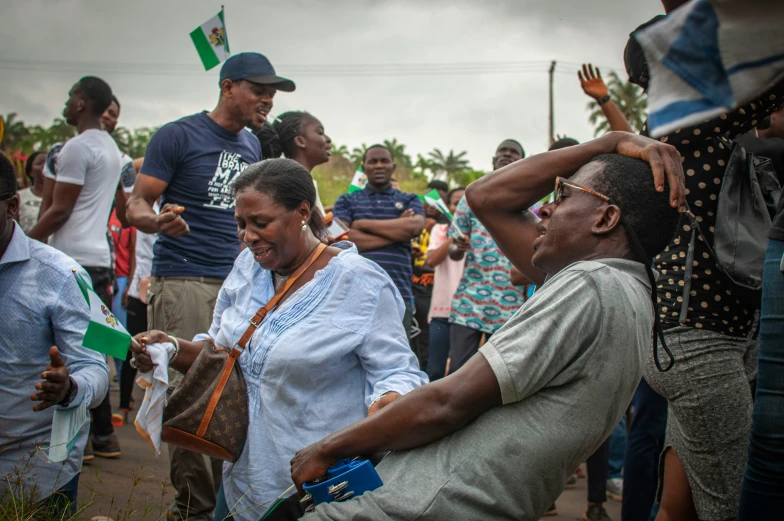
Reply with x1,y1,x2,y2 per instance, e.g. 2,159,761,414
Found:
78,378,621,521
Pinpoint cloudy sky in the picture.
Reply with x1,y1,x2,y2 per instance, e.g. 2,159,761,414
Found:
1,0,663,168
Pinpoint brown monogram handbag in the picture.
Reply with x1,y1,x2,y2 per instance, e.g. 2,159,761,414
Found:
161,243,328,462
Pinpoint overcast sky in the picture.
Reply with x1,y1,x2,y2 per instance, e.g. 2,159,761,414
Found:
1,0,663,168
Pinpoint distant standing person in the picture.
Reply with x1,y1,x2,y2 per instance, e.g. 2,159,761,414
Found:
446,140,526,372
126,52,292,521
270,111,332,215
332,145,425,335
16,151,45,233
27,76,123,460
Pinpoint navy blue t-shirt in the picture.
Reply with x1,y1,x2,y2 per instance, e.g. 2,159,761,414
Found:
332,186,424,301
142,112,261,278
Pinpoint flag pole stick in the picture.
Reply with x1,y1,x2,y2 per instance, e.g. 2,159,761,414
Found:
221,5,230,57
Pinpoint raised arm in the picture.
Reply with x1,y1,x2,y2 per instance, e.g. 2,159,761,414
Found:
465,132,685,286
579,64,633,133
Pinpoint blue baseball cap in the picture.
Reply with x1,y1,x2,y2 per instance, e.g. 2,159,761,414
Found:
219,52,295,92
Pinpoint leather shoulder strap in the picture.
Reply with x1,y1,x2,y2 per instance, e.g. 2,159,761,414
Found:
233,242,328,354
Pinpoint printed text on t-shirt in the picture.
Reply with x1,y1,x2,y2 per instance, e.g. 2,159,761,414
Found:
205,151,249,209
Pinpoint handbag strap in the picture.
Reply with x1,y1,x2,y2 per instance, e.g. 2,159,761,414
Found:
232,242,328,356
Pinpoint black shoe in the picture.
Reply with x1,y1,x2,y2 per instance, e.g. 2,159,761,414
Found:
583,504,612,521
92,433,121,458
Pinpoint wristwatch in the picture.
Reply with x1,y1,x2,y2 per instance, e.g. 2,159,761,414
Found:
598,94,611,106
57,377,78,407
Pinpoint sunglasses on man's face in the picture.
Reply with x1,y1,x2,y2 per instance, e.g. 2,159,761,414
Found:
553,176,611,204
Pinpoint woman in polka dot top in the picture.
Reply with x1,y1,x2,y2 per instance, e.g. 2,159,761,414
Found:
642,80,784,521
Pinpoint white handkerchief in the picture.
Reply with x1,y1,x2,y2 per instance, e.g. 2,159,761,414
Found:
134,341,175,455
48,400,88,463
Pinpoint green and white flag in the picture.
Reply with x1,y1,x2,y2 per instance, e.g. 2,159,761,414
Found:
190,10,230,71
348,166,367,193
421,189,452,221
73,270,132,360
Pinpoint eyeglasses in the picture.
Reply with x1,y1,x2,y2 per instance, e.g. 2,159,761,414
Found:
554,176,611,204
0,192,15,201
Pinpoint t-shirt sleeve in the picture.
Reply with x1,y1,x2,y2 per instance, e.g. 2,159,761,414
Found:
141,123,184,184
332,194,353,226
479,269,601,405
55,139,91,186
406,194,425,216
448,195,472,240
119,155,136,193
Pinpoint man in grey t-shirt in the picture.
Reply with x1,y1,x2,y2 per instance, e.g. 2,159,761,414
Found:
290,132,685,520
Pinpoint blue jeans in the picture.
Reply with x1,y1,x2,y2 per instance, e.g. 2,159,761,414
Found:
112,275,129,378
608,416,627,480
622,378,667,521
426,318,450,381
738,238,784,520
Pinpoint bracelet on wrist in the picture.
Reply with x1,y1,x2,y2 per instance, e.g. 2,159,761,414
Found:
598,94,611,106
167,335,181,363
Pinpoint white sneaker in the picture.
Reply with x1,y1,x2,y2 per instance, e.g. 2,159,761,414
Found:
606,478,623,502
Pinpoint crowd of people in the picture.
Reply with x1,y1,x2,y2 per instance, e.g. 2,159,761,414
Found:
2,1,784,520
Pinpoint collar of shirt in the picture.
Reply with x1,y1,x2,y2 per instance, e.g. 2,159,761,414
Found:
0,223,31,266
363,184,395,196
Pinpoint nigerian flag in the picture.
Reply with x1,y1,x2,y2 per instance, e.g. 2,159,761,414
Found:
348,166,367,193
190,10,230,71
420,189,452,220
73,270,132,359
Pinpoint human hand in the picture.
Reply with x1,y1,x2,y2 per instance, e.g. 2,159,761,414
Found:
401,208,415,218
612,133,686,209
578,64,609,101
130,330,169,373
453,235,470,253
156,204,189,237
368,391,401,415
121,286,130,309
291,440,336,496
31,347,71,411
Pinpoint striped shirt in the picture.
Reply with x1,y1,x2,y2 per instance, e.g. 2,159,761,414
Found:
333,186,424,301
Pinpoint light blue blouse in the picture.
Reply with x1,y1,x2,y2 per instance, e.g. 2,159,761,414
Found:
198,242,427,521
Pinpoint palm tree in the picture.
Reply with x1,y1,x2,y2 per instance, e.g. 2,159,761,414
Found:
413,154,434,179
1,113,30,151
350,143,368,169
428,148,470,183
114,126,159,158
588,72,647,136
382,138,413,169
330,143,350,161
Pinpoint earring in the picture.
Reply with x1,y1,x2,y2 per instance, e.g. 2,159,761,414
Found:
301,220,308,231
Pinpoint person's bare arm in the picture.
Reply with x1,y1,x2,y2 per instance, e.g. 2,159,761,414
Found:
466,132,685,287
353,214,426,242
291,354,502,491
27,182,82,241
127,173,189,236
347,229,397,251
38,176,56,222
122,230,137,308
579,64,633,133
510,266,530,287
114,186,129,228
426,238,452,267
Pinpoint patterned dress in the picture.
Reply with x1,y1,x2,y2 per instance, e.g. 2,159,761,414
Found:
448,197,524,334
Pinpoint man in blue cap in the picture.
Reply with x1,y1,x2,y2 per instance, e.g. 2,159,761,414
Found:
127,52,294,521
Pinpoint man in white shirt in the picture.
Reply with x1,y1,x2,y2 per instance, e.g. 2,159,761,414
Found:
28,76,123,459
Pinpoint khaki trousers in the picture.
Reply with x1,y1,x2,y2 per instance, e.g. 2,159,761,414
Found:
147,276,223,521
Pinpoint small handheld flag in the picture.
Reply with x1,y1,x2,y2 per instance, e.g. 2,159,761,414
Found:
190,8,230,71
420,189,452,221
348,167,367,193
73,270,133,359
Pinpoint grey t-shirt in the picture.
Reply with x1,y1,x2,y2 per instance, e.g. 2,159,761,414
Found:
310,259,652,521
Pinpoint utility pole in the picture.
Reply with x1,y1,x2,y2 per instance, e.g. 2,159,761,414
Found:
548,60,556,147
